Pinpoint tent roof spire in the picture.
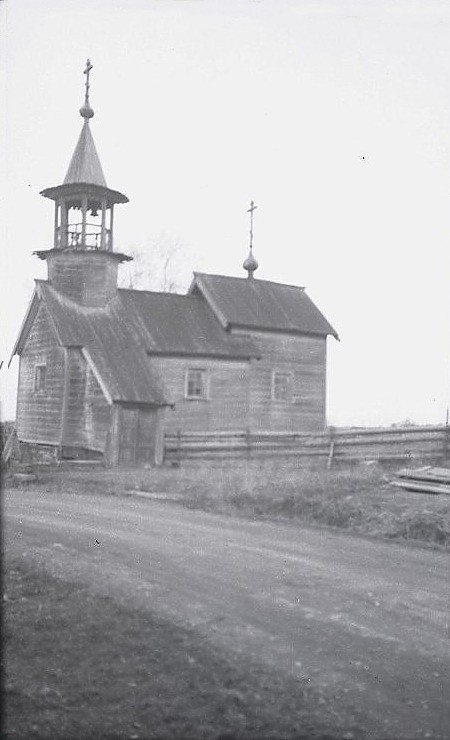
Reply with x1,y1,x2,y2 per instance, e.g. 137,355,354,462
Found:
63,59,107,187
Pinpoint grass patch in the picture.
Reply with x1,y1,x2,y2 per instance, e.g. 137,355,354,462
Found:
178,462,450,546
4,558,360,740
10,458,450,548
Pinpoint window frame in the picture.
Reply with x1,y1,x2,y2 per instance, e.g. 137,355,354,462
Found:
34,364,47,394
271,370,293,404
184,368,209,401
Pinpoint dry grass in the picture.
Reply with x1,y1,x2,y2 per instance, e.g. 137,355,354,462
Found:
4,558,361,740
16,458,450,548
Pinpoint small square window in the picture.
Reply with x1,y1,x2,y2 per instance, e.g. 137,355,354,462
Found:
34,365,47,393
272,372,292,403
185,369,208,399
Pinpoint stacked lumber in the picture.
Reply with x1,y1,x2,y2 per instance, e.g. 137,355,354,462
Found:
391,467,450,495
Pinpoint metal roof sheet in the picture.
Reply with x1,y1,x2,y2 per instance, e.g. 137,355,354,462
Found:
40,183,129,207
117,290,259,359
191,273,338,338
36,282,168,405
64,120,107,187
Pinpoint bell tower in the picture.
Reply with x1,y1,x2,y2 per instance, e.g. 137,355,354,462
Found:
35,60,131,307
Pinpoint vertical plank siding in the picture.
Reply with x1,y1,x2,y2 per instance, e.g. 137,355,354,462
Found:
84,366,112,451
17,307,111,454
64,352,111,452
64,349,86,448
16,304,65,444
46,251,119,307
116,405,160,465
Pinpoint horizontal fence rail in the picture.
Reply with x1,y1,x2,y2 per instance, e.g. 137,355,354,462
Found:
164,425,450,464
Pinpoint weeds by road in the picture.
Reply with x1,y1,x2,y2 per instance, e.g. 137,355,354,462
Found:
8,459,450,548
4,558,359,740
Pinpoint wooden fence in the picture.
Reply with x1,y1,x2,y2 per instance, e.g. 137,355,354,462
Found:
164,425,450,465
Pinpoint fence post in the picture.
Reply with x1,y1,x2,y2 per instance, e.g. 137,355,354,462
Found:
442,414,450,464
327,426,335,470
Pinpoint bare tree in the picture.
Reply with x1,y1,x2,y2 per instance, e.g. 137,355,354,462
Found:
118,233,190,293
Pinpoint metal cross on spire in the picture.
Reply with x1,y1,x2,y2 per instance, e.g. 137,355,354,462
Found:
84,59,93,103
247,200,258,249
80,59,94,120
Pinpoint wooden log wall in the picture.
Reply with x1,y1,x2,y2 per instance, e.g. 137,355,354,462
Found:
164,425,450,463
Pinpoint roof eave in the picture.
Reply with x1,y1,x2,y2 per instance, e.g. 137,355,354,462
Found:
145,349,260,361
33,248,132,264
230,322,338,339
8,289,40,365
40,183,129,206
8,280,70,365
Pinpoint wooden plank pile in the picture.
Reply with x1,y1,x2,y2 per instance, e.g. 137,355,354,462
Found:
391,467,450,496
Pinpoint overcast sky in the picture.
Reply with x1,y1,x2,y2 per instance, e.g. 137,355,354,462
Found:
2,0,450,426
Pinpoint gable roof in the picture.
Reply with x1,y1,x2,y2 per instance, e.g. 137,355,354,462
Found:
17,282,169,406
64,120,107,187
117,289,258,359
12,271,335,403
11,281,260,405
190,273,338,339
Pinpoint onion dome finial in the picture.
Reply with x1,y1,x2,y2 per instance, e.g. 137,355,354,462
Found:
243,248,259,278
79,59,94,119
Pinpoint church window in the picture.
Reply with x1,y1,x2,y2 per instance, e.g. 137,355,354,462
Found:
185,368,208,400
34,364,47,393
272,371,292,403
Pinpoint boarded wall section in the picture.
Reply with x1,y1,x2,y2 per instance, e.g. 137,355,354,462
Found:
232,330,327,432
62,354,111,453
150,356,249,433
16,304,65,445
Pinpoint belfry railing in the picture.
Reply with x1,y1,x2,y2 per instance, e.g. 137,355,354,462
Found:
55,224,112,250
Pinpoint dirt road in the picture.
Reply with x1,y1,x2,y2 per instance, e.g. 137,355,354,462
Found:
4,488,450,739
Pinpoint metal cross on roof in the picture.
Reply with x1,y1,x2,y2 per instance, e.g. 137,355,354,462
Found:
247,200,258,249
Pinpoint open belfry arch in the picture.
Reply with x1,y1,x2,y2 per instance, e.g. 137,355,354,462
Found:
11,61,338,466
